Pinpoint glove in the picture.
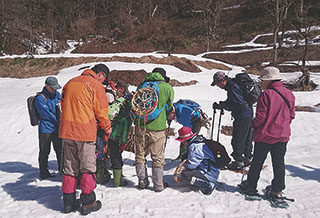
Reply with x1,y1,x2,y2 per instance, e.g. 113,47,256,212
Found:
120,143,126,152
219,101,227,109
212,102,223,110
104,128,112,143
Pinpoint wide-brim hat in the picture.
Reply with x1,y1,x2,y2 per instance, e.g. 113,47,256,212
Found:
175,126,197,142
45,76,62,90
259,67,282,81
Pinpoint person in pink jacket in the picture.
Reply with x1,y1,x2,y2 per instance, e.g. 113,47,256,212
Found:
244,67,295,199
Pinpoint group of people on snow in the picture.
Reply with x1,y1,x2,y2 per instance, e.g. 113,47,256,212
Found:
33,64,295,215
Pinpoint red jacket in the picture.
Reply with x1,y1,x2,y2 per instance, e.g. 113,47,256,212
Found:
59,69,111,141
253,81,295,144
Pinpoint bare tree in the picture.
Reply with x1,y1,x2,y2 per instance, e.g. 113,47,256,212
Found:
288,0,317,90
266,0,292,64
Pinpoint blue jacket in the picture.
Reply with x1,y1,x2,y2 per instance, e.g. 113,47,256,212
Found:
185,135,220,184
34,87,61,133
224,78,253,119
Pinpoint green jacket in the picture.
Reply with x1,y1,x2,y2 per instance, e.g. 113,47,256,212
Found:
110,98,133,144
135,72,174,131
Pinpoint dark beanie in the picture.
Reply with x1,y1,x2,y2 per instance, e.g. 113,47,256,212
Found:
152,67,166,77
91,64,110,78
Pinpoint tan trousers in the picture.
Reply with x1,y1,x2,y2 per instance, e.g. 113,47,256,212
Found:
63,139,96,177
135,127,166,168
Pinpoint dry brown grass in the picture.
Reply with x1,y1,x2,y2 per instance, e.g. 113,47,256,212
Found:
0,55,230,79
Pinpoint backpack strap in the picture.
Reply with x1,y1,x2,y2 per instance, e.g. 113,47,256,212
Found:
36,92,48,104
269,88,290,109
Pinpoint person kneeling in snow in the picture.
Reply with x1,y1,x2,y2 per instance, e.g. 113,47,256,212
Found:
175,126,219,195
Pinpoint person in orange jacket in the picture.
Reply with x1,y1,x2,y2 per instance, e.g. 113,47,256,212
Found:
59,64,112,215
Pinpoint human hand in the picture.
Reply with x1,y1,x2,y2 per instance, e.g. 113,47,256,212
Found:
104,128,112,142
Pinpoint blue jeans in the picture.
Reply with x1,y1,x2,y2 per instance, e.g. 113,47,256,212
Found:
247,141,287,192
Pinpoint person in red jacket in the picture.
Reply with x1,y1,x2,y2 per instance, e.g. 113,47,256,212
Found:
59,64,112,215
244,67,295,199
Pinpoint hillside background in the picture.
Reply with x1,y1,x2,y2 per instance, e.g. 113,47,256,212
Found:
1,0,320,83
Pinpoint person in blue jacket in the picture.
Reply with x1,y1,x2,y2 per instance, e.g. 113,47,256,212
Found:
34,76,62,179
168,100,210,160
211,71,253,170
176,126,219,195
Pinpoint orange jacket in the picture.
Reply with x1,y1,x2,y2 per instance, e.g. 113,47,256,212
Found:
59,69,111,141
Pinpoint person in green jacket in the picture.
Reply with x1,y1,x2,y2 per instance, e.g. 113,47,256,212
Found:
134,67,174,192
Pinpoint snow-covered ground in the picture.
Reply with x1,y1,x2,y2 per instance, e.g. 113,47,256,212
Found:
1,38,320,217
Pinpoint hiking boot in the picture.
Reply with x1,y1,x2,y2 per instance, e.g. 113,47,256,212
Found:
138,179,150,189
191,177,215,195
152,167,165,192
80,200,102,216
63,193,81,214
243,157,252,167
265,185,285,199
64,199,80,213
227,161,244,171
39,172,55,180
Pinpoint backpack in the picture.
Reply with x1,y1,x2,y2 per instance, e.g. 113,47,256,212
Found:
205,139,231,169
109,97,126,121
174,99,201,123
233,73,261,105
131,81,167,122
27,93,47,126
174,99,209,129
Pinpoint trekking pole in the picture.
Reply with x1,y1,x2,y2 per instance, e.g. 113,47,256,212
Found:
210,108,217,140
217,109,224,143
163,121,171,153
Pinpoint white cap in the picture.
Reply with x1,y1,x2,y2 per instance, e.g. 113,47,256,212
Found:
259,67,282,81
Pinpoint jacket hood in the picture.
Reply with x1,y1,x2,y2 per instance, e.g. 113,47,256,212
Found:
144,72,165,82
190,134,206,144
82,69,100,80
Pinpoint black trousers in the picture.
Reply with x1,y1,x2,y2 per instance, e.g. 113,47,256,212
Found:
247,141,287,192
231,116,253,162
181,169,208,183
108,138,123,170
38,131,62,175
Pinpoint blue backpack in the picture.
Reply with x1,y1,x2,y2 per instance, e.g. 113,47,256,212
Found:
132,81,167,122
173,99,202,128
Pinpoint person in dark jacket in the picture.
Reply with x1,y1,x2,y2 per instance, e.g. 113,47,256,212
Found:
211,71,253,170
176,126,219,195
244,67,295,199
34,76,62,179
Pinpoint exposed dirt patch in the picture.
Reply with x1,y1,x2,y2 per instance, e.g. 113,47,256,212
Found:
0,55,229,79
169,79,198,87
204,45,320,74
221,125,233,136
109,69,147,87
295,105,320,112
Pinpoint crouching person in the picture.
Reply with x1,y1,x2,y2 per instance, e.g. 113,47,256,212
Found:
175,126,219,195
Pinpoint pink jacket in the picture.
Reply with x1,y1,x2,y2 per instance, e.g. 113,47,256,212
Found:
253,81,295,144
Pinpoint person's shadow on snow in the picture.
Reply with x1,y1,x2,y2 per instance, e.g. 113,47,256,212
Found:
286,164,320,182
0,161,62,212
